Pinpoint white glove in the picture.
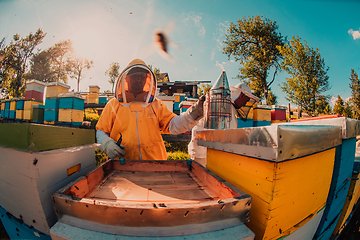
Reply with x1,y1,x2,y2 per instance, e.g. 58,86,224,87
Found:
188,95,206,120
101,136,125,159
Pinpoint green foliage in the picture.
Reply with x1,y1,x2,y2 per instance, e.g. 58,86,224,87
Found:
1,28,46,98
333,95,345,115
167,151,190,160
44,39,74,84
95,148,107,165
83,108,100,129
223,15,285,104
278,36,330,116
344,101,353,118
266,90,277,105
197,83,211,96
164,141,190,160
315,95,332,115
105,62,120,93
67,57,94,92
349,69,360,119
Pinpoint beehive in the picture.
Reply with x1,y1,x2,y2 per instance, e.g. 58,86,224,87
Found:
32,104,45,123
23,100,43,121
9,99,16,119
45,82,70,98
0,101,4,118
253,105,271,127
271,105,287,124
58,93,84,126
25,80,46,102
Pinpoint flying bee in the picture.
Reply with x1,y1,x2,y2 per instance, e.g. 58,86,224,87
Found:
141,20,180,62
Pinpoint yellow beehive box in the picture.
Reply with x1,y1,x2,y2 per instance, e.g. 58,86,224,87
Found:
58,109,84,123
88,92,99,104
23,110,32,120
89,85,100,93
10,99,17,111
253,105,271,121
1,102,5,110
16,110,23,120
24,100,42,111
46,82,70,98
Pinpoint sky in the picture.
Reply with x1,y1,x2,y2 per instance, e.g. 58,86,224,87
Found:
1,0,360,106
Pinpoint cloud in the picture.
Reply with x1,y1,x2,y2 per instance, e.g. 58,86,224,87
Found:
348,29,360,40
182,12,205,37
330,96,337,107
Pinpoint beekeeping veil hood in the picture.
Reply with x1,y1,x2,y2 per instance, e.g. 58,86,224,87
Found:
115,59,156,103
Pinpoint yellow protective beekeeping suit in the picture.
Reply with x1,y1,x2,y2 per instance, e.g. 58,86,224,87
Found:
96,59,177,160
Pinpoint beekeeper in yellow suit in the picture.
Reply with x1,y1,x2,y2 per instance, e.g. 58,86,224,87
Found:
96,59,205,160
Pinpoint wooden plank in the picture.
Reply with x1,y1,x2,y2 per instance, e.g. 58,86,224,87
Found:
112,160,189,172
265,148,335,239
0,123,95,151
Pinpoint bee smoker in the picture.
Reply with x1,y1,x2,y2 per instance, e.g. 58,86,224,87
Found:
205,71,232,129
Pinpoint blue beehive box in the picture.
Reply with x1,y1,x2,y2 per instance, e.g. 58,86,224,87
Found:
45,98,59,110
44,110,58,122
237,118,253,128
16,99,24,110
253,120,271,127
9,111,15,119
59,97,84,110
99,96,108,104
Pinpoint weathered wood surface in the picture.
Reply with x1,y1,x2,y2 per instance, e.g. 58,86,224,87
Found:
0,123,95,151
0,144,96,234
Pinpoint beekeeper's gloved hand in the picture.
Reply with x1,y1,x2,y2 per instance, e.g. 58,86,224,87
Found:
188,94,206,121
101,136,125,159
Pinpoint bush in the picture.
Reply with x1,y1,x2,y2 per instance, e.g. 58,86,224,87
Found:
95,148,107,165
84,108,100,129
167,151,190,160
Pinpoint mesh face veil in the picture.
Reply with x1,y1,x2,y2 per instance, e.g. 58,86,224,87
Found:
115,63,156,103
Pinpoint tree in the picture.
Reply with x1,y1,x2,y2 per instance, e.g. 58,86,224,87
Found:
67,57,94,92
278,36,330,116
48,40,74,83
344,101,353,118
105,62,120,93
315,95,332,115
223,15,285,104
27,50,54,82
266,90,277,105
0,29,46,98
349,68,360,119
333,95,345,115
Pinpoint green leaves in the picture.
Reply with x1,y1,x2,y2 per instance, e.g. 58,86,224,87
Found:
223,15,285,104
278,36,330,116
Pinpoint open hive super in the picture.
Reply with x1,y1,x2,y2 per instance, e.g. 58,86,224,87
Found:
51,159,252,237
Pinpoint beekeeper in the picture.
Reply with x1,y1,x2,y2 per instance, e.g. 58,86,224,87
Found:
188,82,260,166
96,59,205,160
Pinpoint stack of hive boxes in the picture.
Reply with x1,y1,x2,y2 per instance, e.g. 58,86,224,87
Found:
23,80,46,121
58,93,84,126
44,82,70,124
9,99,17,120
0,100,4,119
179,98,197,114
15,98,24,121
252,105,272,127
98,95,108,105
173,93,186,114
236,103,255,128
2,100,10,119
88,85,100,104
25,80,46,102
271,106,287,124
